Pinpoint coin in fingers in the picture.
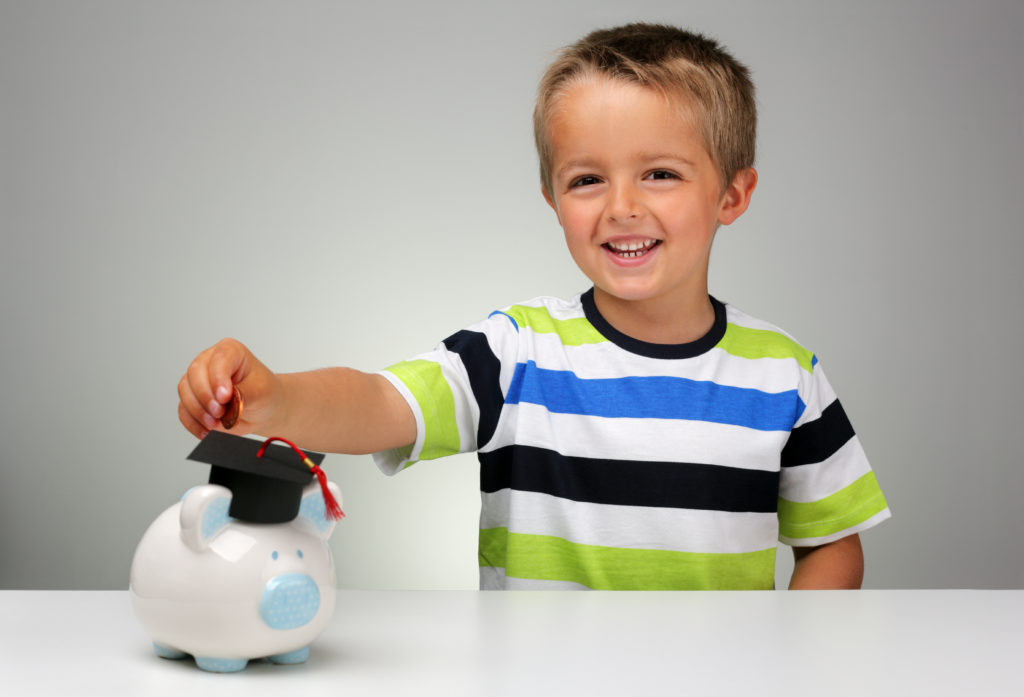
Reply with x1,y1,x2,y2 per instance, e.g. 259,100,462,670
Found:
221,386,243,430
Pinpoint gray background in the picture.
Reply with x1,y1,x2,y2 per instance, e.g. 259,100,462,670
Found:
2,0,1021,590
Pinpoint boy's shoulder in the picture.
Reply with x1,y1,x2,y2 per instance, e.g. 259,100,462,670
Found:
719,300,818,374
721,301,802,340
489,293,589,333
498,293,585,319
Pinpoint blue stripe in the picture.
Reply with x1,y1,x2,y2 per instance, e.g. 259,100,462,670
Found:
506,361,804,432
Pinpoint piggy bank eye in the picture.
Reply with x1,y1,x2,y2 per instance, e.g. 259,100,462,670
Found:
297,549,304,559
271,550,279,561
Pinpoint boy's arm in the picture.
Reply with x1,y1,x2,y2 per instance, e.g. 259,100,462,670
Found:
788,534,864,590
177,338,416,454
270,368,416,454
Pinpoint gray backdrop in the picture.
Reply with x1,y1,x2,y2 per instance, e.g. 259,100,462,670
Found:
2,0,1022,590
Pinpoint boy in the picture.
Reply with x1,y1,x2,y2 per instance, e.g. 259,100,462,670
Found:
178,23,889,590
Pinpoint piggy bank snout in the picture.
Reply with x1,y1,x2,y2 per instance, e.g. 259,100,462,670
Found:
259,574,321,630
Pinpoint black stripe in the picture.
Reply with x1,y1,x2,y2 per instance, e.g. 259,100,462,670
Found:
480,444,779,513
443,329,504,448
780,399,856,467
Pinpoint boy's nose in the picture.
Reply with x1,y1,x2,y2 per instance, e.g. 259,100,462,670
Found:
606,184,642,223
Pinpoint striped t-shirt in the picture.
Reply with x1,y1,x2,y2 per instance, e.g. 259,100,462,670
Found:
374,290,890,590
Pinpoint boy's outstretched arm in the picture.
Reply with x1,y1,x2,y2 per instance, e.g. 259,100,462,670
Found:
788,534,864,590
177,338,416,454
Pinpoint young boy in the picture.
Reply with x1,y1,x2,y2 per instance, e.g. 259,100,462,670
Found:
178,23,889,590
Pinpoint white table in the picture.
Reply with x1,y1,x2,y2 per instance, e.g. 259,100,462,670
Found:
1,590,1020,695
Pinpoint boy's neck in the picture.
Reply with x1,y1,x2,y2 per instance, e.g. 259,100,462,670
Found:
592,287,717,345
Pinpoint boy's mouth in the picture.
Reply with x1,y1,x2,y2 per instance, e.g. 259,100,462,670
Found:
603,238,661,258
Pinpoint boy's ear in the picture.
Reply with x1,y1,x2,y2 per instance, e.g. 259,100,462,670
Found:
717,167,758,226
542,187,562,225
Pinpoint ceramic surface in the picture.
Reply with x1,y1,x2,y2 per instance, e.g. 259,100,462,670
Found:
129,481,341,672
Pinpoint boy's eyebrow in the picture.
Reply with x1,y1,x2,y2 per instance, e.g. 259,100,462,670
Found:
555,158,599,178
637,151,699,167
556,152,699,178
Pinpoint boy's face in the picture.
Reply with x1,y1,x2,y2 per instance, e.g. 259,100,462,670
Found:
543,77,754,323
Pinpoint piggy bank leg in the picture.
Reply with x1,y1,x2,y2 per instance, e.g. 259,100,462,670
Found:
194,656,249,673
153,643,187,660
267,646,310,665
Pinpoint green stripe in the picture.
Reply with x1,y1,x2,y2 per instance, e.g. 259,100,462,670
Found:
479,528,775,590
385,360,460,462
504,305,607,346
717,323,815,373
778,471,889,540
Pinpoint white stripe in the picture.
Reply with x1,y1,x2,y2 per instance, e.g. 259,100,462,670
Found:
520,329,808,395
780,508,892,547
480,489,778,555
791,366,838,429
779,436,873,503
482,402,787,471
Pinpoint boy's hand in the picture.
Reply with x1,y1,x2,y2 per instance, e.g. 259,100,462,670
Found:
177,338,282,439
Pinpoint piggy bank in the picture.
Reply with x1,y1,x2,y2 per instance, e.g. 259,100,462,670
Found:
129,479,341,672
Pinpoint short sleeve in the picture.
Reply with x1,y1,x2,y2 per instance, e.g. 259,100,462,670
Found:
372,311,520,475
777,361,891,546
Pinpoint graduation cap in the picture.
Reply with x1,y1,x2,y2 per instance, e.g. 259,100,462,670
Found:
187,431,344,524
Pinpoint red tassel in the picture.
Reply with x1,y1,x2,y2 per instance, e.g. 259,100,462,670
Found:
257,436,345,520
310,463,345,521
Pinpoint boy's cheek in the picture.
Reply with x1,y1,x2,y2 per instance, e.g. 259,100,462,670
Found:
552,201,584,228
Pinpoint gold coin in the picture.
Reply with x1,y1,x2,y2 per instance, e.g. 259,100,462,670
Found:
222,386,243,430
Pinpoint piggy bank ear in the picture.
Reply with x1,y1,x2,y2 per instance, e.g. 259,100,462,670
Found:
296,480,343,540
179,484,234,552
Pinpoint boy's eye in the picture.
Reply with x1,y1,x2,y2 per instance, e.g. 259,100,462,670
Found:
646,170,680,181
569,175,602,188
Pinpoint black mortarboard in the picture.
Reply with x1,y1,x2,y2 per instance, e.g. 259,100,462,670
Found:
187,431,327,524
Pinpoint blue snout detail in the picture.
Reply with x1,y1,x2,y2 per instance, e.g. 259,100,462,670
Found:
260,574,321,630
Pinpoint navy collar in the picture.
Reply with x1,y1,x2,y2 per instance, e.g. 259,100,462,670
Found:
580,288,727,359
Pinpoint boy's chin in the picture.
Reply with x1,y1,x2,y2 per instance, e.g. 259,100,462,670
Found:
592,282,708,307
592,284,661,304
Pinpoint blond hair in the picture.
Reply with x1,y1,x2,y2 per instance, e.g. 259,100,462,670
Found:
534,23,756,197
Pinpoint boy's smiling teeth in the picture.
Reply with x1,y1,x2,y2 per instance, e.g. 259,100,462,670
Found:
604,238,660,258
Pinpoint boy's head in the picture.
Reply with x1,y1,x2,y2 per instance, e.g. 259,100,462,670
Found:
534,23,756,198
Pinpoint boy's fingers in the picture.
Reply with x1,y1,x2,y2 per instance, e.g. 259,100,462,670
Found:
178,369,218,430
207,339,249,407
183,348,221,421
178,338,263,439
178,398,209,440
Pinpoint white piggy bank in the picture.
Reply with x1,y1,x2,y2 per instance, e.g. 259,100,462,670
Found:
129,480,341,672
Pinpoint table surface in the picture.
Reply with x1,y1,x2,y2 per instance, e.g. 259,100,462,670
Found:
1,590,1021,696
